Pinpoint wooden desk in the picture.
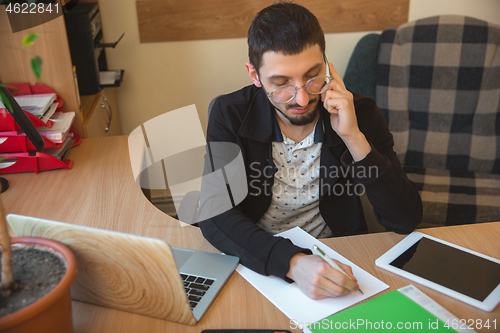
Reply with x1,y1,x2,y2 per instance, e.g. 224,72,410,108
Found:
3,136,499,333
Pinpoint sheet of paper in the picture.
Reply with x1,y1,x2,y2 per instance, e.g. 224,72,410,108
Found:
40,102,58,123
37,112,74,133
0,94,56,116
12,94,56,108
99,71,119,85
236,227,389,325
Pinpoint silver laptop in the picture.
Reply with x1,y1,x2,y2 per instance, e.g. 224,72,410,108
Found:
7,214,239,325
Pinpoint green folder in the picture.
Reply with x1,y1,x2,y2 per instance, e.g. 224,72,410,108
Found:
307,285,459,332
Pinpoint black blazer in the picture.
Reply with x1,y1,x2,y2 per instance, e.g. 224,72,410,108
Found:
199,85,422,280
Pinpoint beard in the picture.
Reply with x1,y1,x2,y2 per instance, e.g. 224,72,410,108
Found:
275,98,319,126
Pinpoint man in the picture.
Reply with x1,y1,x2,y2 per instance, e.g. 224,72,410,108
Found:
199,1,422,299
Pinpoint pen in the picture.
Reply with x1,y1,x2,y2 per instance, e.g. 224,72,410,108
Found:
313,245,364,295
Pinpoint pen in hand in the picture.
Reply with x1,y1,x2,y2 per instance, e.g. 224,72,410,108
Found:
313,245,364,295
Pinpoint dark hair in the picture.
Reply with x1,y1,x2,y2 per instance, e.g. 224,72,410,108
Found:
248,1,326,73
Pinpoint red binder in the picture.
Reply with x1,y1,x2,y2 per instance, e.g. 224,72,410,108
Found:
0,152,73,174
1,82,66,131
0,83,80,174
0,128,82,153
6,82,64,108
0,108,54,131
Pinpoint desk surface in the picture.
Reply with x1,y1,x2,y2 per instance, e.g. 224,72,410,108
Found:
3,136,499,333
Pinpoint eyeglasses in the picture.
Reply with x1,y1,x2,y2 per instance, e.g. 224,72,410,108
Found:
266,61,333,104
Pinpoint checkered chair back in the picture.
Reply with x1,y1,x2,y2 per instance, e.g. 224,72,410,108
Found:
376,15,500,174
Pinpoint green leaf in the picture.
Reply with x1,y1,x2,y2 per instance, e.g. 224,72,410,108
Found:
23,33,39,46
0,90,13,115
31,56,43,83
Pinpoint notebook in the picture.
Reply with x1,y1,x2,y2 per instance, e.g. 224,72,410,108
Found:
6,214,239,325
304,285,470,333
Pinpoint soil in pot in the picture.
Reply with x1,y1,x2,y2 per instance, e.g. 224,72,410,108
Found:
0,245,66,317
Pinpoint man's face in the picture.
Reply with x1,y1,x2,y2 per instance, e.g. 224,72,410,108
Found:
251,44,326,127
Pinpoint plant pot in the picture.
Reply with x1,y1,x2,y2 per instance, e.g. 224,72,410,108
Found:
0,237,77,333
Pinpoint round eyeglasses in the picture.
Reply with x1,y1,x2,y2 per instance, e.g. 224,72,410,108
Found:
267,75,333,104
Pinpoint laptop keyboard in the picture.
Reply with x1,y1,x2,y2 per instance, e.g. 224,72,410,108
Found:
181,274,215,309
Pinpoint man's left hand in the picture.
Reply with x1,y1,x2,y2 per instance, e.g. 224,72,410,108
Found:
321,63,371,161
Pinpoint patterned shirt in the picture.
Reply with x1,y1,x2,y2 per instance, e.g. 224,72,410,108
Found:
256,114,333,238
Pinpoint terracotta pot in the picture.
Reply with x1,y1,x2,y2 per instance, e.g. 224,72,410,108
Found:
0,237,77,333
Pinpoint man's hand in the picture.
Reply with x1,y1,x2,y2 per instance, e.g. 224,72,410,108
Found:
287,253,359,300
321,63,371,162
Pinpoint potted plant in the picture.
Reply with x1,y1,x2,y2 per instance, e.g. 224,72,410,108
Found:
0,195,78,332
0,33,78,332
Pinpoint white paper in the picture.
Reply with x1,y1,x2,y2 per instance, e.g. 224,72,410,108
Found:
99,70,120,85
37,112,74,133
399,285,475,333
0,93,56,116
39,102,58,123
12,94,56,109
0,160,18,169
236,227,389,325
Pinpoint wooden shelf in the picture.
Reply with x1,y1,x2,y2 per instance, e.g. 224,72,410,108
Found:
1,5,122,139
0,11,83,135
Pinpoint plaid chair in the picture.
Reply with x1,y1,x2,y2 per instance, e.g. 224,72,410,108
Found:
375,15,500,227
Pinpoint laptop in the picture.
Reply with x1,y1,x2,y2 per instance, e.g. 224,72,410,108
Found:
7,214,239,325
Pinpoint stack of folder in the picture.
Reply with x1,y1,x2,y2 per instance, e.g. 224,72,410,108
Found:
6,93,57,118
0,83,81,174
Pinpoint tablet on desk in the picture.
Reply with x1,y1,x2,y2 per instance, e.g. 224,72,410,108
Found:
375,232,500,312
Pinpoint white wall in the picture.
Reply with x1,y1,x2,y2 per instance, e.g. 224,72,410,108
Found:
98,0,500,136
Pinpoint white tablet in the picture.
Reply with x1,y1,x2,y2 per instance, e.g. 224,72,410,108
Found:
375,232,500,312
